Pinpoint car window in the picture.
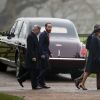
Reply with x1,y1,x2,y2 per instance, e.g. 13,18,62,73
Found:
14,21,23,37
41,27,67,34
10,21,23,38
19,22,27,38
10,21,18,35
29,21,78,38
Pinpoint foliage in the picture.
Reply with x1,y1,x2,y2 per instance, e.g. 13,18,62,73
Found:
80,36,87,44
0,93,24,100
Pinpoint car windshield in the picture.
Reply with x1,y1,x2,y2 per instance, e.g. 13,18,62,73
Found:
26,21,78,38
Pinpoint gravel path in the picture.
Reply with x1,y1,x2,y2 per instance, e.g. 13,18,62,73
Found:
0,69,100,100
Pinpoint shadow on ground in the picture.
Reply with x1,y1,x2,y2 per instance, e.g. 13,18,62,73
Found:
1,67,72,83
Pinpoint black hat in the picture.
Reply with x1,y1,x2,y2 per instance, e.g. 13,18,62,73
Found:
93,28,100,33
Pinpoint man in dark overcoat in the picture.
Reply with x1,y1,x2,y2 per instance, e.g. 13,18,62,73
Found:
17,25,41,89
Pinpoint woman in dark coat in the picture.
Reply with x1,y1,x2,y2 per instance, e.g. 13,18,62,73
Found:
74,24,100,89
78,28,100,90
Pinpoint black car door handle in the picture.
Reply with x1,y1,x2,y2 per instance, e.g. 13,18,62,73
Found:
18,42,22,45
21,44,25,47
18,42,25,47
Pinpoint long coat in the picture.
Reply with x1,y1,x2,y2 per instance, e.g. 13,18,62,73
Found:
86,32,94,50
25,33,39,69
85,35,100,73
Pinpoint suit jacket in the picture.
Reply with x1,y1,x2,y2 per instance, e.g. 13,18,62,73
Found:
39,31,51,56
25,32,39,69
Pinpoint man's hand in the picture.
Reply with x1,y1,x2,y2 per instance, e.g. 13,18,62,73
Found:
41,55,45,59
50,54,53,57
32,58,36,61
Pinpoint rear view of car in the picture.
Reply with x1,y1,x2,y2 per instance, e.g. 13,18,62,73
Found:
0,18,86,79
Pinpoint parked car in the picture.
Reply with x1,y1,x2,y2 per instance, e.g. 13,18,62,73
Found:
0,18,86,79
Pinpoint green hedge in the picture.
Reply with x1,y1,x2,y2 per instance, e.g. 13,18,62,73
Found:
0,93,24,100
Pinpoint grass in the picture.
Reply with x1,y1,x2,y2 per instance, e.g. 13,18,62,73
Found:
79,37,87,44
90,74,96,78
0,93,24,100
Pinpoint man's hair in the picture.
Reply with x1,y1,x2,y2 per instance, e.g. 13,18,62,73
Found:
45,23,52,27
94,28,100,34
94,24,100,30
33,25,41,30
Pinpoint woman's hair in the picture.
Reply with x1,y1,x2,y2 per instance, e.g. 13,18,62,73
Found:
94,28,100,36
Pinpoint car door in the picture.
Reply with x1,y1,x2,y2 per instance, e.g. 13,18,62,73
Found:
16,22,27,67
0,20,23,67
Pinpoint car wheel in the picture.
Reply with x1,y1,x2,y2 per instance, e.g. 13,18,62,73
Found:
0,63,7,72
71,70,83,80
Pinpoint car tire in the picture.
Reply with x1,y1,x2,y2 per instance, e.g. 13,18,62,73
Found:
71,70,83,80
0,63,7,72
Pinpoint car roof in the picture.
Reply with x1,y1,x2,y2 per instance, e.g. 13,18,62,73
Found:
16,17,73,25
16,17,78,38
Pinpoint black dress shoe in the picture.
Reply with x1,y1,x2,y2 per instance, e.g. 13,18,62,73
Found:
40,85,50,89
17,79,24,87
